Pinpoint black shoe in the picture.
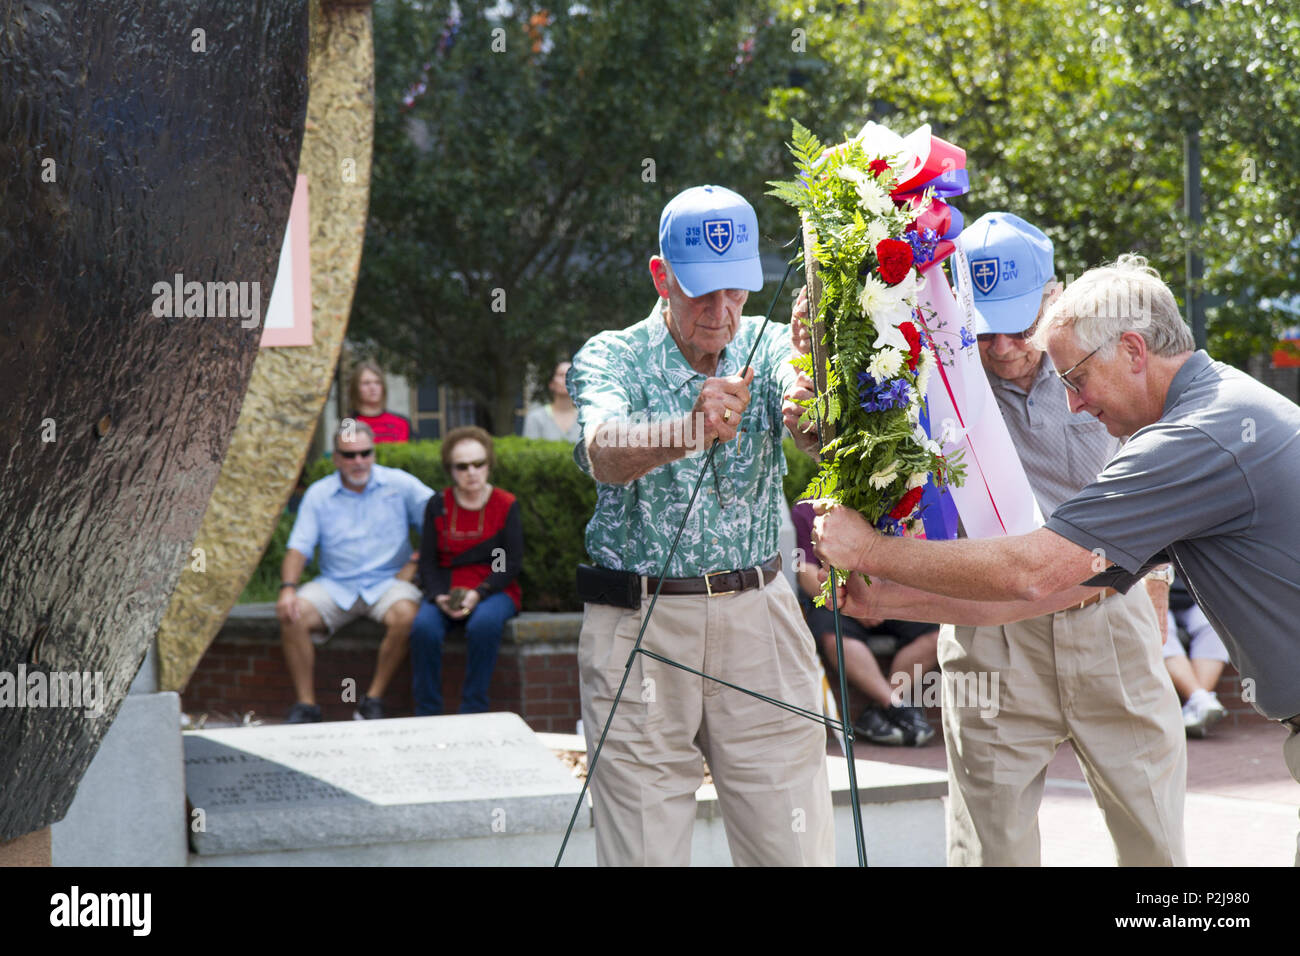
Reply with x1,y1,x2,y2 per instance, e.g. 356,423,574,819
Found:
853,705,905,745
887,704,936,746
354,696,385,720
286,702,322,724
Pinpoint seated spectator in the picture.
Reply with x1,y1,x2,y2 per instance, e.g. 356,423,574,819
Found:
349,359,413,443
277,420,435,722
411,426,523,714
791,500,939,746
1164,575,1231,737
522,360,581,443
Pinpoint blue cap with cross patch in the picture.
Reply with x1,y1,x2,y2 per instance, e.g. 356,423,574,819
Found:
658,185,764,298
960,212,1055,335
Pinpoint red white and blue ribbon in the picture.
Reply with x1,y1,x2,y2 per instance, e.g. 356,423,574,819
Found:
855,122,1039,539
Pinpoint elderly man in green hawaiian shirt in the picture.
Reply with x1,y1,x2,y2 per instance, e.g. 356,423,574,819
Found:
567,185,833,866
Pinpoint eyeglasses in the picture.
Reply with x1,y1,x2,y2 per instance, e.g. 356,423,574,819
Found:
337,448,374,460
452,459,488,472
1056,347,1101,393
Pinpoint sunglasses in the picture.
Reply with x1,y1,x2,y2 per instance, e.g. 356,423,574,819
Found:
337,448,374,460
453,459,488,472
976,325,1036,344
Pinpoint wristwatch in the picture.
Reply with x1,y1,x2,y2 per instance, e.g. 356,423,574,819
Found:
1146,565,1175,586
280,581,299,590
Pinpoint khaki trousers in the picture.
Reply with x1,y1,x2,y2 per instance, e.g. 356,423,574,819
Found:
940,586,1187,866
578,573,835,866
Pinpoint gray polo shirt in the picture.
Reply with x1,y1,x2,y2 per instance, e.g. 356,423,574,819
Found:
1046,351,1300,719
987,356,1121,514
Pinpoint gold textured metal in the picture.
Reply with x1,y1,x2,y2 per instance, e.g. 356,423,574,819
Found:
156,0,375,692
0,827,51,867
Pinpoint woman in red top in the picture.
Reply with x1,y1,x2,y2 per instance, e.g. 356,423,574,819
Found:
412,426,522,714
348,360,413,443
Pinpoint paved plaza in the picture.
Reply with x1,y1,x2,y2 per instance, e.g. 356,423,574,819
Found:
845,719,1297,866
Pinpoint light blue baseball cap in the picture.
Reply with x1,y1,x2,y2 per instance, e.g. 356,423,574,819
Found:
658,185,763,298
960,212,1055,335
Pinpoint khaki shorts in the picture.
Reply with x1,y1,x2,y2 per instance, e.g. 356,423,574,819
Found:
298,579,422,644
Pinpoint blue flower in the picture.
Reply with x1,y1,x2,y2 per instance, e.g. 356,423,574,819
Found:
905,228,940,264
959,327,977,350
875,515,904,536
858,372,911,414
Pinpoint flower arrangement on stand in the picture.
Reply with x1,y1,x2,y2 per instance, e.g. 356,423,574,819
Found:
769,121,966,599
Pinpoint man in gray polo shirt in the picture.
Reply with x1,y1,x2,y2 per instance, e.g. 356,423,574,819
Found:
808,253,1300,861
941,214,1185,866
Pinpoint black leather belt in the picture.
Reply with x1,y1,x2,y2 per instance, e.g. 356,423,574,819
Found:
1281,714,1300,733
646,555,782,597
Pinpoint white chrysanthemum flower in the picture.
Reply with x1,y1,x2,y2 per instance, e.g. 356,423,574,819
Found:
907,471,929,490
916,348,933,396
869,461,900,490
855,180,893,217
866,347,904,379
864,218,890,249
837,165,868,186
858,273,888,316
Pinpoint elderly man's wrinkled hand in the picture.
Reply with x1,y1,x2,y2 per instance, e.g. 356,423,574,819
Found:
782,370,819,454
791,286,812,355
811,499,877,573
815,565,884,622
694,366,753,445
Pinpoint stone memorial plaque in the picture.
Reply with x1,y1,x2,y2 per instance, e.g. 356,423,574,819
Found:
184,713,582,855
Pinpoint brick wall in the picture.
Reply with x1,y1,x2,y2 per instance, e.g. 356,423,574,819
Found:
183,609,582,733
186,607,1267,736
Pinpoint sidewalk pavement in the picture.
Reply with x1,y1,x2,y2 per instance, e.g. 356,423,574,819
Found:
842,718,1298,866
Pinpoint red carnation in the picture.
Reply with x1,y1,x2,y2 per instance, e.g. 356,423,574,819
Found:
868,158,890,178
899,320,923,372
889,486,925,521
875,238,914,286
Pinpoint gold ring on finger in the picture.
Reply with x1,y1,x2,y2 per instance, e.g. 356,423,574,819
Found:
723,408,732,423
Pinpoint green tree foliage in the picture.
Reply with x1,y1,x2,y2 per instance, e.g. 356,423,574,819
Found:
354,0,798,432
773,0,1300,365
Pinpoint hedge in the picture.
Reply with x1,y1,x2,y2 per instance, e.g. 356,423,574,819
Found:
241,436,818,610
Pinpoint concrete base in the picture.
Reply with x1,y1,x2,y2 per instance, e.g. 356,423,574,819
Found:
50,692,187,867
188,734,946,866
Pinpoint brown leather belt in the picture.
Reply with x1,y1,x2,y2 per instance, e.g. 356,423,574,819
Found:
1071,587,1117,611
646,555,782,597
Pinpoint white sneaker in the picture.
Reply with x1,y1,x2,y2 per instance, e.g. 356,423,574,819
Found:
1184,693,1228,738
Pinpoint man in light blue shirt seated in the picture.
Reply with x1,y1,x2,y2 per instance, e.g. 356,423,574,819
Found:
277,420,436,722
